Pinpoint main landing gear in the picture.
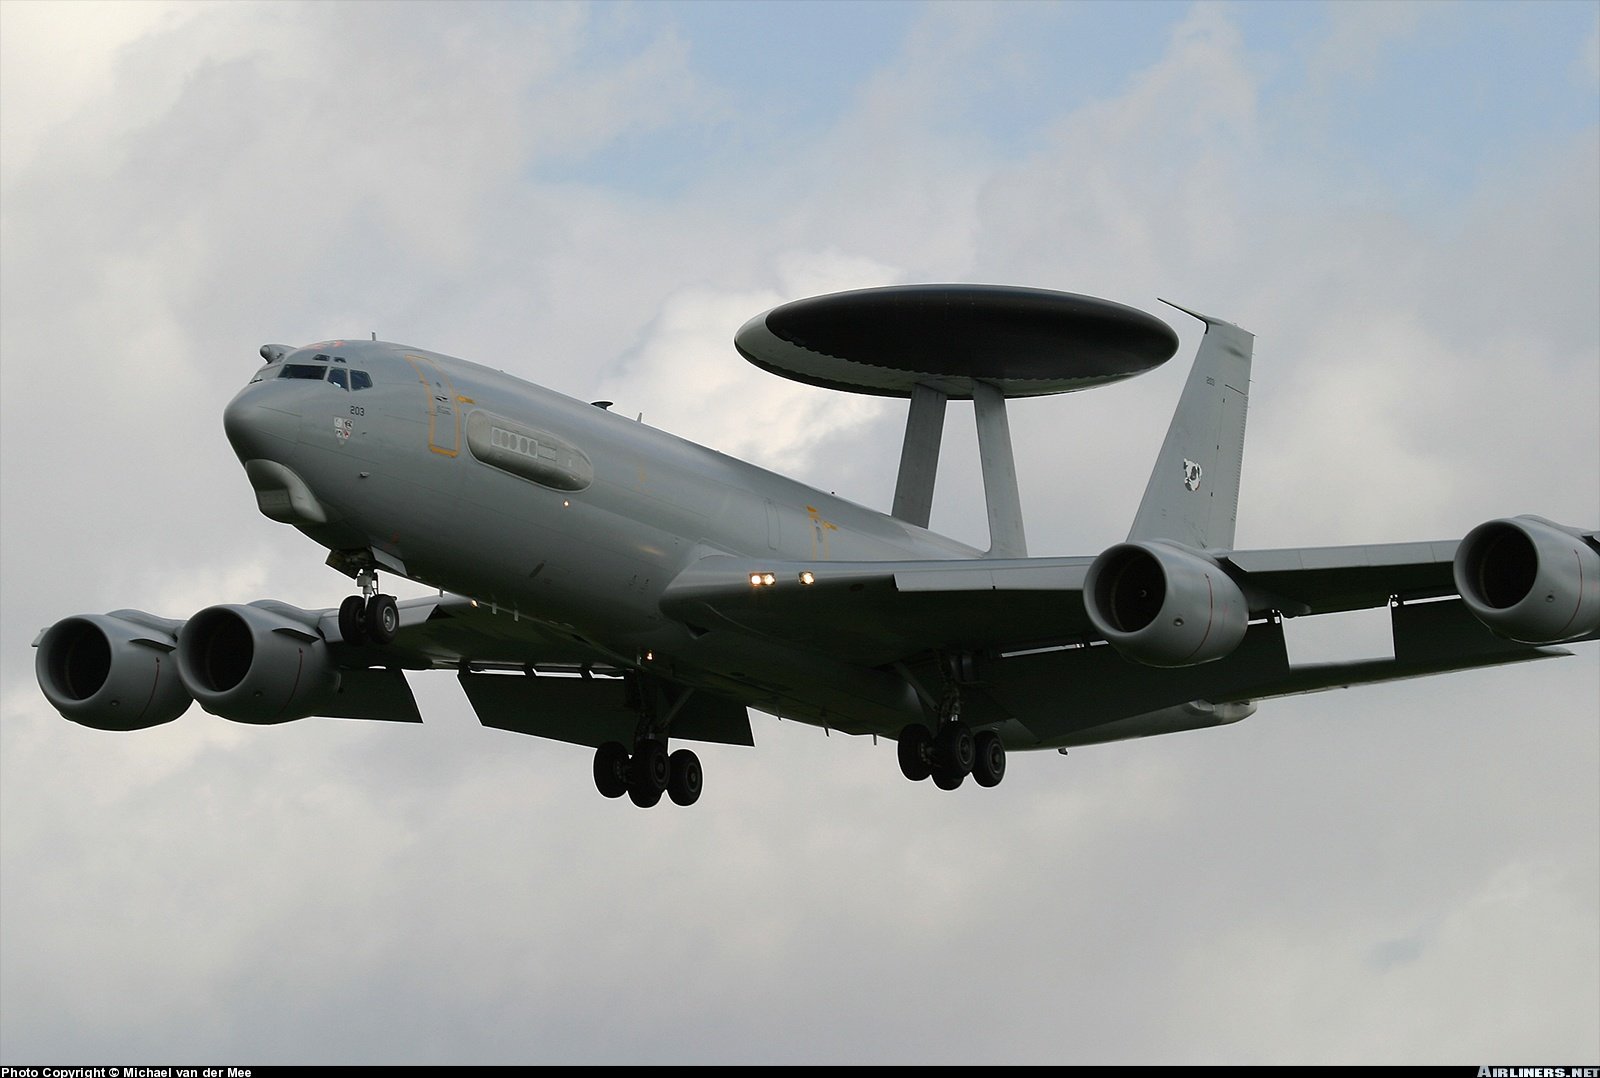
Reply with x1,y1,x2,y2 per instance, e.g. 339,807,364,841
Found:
593,739,702,808
592,675,703,808
896,691,1006,791
338,569,399,646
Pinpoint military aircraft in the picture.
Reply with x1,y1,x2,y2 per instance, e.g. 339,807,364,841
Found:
32,286,1599,808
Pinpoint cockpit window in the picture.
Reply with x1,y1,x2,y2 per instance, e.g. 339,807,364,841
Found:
252,360,374,388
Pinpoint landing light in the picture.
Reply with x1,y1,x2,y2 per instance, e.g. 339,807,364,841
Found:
749,571,777,588
798,571,816,585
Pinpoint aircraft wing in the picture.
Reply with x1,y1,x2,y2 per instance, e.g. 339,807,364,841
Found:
326,594,754,749
245,524,1599,749
660,554,1098,667
658,539,1470,667
658,536,1584,747
1221,540,1459,616
325,593,620,673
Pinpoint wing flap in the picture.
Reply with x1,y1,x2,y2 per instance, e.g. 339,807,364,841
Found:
460,671,754,748
318,667,423,723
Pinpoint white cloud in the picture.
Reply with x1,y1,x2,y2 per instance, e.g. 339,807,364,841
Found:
0,0,203,185
1303,0,1435,89
594,252,901,473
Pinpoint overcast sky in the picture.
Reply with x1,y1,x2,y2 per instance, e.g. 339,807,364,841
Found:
2,0,1597,1065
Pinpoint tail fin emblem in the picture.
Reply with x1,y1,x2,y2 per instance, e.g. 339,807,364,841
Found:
1183,459,1202,491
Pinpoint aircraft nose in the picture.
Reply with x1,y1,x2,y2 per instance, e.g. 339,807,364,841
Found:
222,390,300,462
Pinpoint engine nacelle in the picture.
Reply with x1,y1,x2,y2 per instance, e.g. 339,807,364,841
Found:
176,602,340,724
1453,515,1600,644
35,611,192,731
1084,541,1250,667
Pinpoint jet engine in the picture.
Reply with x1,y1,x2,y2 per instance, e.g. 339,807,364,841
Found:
1084,541,1249,667
1453,515,1600,644
35,611,193,731
176,602,340,723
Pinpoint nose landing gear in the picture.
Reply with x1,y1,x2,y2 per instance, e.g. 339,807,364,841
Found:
337,569,399,646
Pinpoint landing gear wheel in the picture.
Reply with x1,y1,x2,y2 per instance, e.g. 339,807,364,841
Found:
932,765,965,791
897,724,934,781
593,741,629,799
627,779,664,808
364,594,399,645
338,595,367,645
668,749,703,806
972,730,1006,788
936,721,975,775
628,738,669,808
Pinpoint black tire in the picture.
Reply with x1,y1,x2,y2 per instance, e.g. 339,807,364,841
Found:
365,594,399,644
932,765,965,791
936,721,975,775
668,749,703,806
897,724,933,782
593,741,629,799
628,780,664,808
338,595,367,645
632,738,670,792
972,730,1006,788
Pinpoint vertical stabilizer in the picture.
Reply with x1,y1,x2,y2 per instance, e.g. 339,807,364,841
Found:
1127,303,1254,551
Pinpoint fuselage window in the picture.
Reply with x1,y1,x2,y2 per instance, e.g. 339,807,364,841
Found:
351,370,373,390
328,368,349,390
282,364,328,380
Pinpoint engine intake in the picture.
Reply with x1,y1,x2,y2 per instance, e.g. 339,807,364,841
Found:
1084,542,1249,667
1453,516,1600,644
35,612,192,731
176,602,340,723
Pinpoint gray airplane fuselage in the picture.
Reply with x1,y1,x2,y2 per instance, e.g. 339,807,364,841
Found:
225,340,975,717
